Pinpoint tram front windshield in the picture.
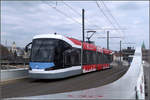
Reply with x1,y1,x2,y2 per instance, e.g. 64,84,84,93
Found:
31,38,59,62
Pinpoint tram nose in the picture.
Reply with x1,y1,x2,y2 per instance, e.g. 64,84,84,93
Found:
29,62,55,70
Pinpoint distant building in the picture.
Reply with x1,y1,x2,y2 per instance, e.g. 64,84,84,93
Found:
16,47,25,57
7,41,25,57
141,41,150,63
122,47,135,64
113,47,135,62
11,41,17,54
113,51,123,61
141,41,146,50
0,44,13,60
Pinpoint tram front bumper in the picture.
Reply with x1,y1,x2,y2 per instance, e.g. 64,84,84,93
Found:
28,69,82,79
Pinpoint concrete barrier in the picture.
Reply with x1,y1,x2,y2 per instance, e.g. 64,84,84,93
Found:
1,68,28,82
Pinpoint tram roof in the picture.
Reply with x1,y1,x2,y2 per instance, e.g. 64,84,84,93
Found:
33,34,112,54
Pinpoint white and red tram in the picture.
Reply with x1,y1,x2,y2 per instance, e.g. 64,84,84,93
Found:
26,34,113,79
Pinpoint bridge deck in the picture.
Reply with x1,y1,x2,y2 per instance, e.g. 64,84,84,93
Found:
1,62,129,99
144,61,150,100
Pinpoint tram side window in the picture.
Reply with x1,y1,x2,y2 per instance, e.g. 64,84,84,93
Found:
83,50,87,65
64,48,81,67
84,50,97,65
103,54,106,63
82,50,108,65
107,55,110,63
106,55,108,63
98,52,101,64
71,52,76,66
104,54,108,63
97,52,101,64
76,49,81,65
101,53,103,64
89,51,94,64
93,52,97,64
64,50,72,67
97,52,100,64
71,49,81,66
108,55,112,63
86,50,93,65
110,55,113,62
107,55,111,63
55,40,72,67
86,51,91,65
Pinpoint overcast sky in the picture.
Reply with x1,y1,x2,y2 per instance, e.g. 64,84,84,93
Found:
1,1,149,50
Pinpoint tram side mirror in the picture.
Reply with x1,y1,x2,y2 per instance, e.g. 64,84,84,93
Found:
25,42,32,53
25,46,28,52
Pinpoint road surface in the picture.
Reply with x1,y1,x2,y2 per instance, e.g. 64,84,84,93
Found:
1,63,129,99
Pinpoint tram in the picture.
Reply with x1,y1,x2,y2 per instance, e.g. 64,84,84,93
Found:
25,34,113,79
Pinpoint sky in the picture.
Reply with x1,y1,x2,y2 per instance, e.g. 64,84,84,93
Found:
1,1,149,50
